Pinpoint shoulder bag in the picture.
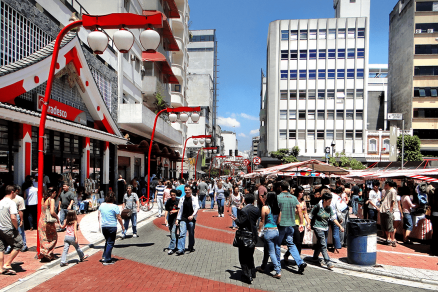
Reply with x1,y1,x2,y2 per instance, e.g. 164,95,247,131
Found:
45,199,57,223
233,209,256,248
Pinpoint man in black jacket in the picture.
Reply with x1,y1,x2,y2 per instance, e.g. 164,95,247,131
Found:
232,194,260,284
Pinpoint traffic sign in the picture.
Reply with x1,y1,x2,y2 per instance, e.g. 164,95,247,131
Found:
388,113,403,120
243,159,250,166
253,156,261,165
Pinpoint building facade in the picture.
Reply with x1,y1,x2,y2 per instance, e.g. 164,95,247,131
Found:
263,0,370,160
388,0,438,156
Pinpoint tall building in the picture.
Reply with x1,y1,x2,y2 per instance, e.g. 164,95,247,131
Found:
388,0,438,156
261,0,370,161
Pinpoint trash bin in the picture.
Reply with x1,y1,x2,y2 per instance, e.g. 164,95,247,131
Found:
347,219,377,266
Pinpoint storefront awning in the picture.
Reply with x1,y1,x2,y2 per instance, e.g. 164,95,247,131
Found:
142,51,179,84
162,0,179,18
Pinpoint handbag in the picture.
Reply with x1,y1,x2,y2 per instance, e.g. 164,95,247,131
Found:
45,206,57,223
232,209,256,248
121,208,132,219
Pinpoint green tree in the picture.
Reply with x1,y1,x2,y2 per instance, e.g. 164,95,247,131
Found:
327,152,365,170
397,135,423,162
270,146,300,164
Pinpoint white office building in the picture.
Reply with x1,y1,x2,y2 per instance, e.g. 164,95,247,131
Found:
262,0,370,160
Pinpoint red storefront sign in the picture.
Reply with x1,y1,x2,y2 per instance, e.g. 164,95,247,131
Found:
37,94,87,125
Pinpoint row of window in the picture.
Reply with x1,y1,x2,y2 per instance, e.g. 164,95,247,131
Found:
280,89,364,100
415,23,438,33
280,69,364,80
415,45,438,55
187,47,214,52
369,139,390,152
279,109,363,120
281,48,365,60
413,108,438,118
279,129,363,140
281,28,365,41
190,35,215,42
414,66,438,76
414,87,438,97
416,2,438,12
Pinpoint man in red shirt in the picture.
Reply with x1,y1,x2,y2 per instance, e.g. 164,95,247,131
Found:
257,179,267,209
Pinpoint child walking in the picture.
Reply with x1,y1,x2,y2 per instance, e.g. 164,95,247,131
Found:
60,210,88,267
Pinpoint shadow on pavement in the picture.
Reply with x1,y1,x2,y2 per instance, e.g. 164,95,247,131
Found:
92,243,155,249
225,266,244,282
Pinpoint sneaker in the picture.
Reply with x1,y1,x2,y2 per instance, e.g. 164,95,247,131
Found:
60,262,69,267
103,261,116,266
121,234,126,239
133,234,139,238
273,273,281,279
80,255,89,262
326,262,335,269
298,263,307,273
168,250,175,255
21,246,28,252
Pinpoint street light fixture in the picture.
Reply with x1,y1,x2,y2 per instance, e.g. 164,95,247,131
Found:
180,134,212,179
195,146,217,179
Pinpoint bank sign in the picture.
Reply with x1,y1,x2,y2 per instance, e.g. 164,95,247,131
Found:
37,94,87,125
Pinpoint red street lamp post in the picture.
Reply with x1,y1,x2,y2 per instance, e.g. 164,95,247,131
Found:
194,147,217,180
36,12,163,256
180,135,211,179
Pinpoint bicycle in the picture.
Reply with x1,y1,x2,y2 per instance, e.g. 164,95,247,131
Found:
139,195,154,212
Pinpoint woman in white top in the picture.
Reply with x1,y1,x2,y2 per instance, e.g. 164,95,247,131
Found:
392,188,403,246
229,187,243,229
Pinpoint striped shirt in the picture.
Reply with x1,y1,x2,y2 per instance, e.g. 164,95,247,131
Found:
156,185,166,197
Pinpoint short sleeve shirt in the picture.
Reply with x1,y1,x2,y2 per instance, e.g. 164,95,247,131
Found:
123,193,139,213
311,205,336,231
155,185,166,197
99,203,120,228
380,188,397,213
0,197,18,231
277,192,300,227
198,182,208,195
368,190,381,210
13,195,26,211
60,191,75,209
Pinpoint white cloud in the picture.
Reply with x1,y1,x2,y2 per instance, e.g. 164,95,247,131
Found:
240,113,258,121
217,116,241,128
238,133,247,137
250,129,260,135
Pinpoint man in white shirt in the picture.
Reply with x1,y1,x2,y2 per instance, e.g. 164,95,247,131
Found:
0,185,23,275
24,184,38,230
366,181,381,221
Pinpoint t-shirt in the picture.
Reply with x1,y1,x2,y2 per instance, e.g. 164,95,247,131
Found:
351,185,360,196
60,191,75,209
0,197,18,231
198,182,208,195
191,185,198,195
380,188,397,213
165,198,180,225
99,203,120,228
155,185,166,197
277,192,300,227
176,185,186,198
13,195,25,211
258,185,267,198
26,186,38,205
181,196,194,222
230,193,242,207
123,193,139,213
368,190,381,210
401,195,415,213
163,188,171,203
215,186,225,200
310,204,336,231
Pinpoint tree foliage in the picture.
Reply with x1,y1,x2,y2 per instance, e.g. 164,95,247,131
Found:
397,135,423,162
327,152,366,170
209,168,229,177
270,147,300,164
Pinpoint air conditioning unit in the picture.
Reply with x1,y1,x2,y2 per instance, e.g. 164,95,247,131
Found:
141,65,145,72
415,29,422,34
130,55,136,61
427,29,434,33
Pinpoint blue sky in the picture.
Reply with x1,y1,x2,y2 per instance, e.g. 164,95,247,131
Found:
188,0,397,152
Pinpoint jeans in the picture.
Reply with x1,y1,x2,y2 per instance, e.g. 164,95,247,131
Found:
276,226,303,266
209,194,215,209
177,220,195,252
102,227,117,262
27,204,38,229
339,209,349,246
150,191,155,202
313,228,330,264
59,208,69,226
61,235,84,263
157,196,164,216
368,209,378,222
168,223,179,250
217,199,225,215
231,206,240,228
199,195,206,209
330,220,342,249
351,195,359,215
261,229,281,274
123,212,137,236
17,214,26,247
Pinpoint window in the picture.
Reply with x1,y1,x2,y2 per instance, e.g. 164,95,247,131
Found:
328,29,336,39
187,48,214,52
327,89,335,99
357,48,365,58
369,139,377,152
299,70,307,79
124,0,130,12
290,70,298,80
309,70,316,79
299,90,306,99
308,110,315,120
308,90,316,99
337,90,345,100
414,66,438,76
336,130,344,140
415,23,438,33
383,139,390,150
350,0,356,2
300,50,307,60
319,29,327,39
356,110,363,120
337,69,345,79
347,48,355,58
346,130,354,140
413,108,438,118
328,49,336,59
318,90,325,99
414,87,438,97
298,110,306,120
307,130,315,140
290,90,297,99
298,130,305,139
326,130,334,140
328,69,335,79
300,30,308,40
358,28,365,38
281,30,289,40
327,110,334,120
346,110,354,120
416,2,438,11
174,85,181,92
191,35,215,42
280,90,288,100
309,49,317,59
338,49,345,59
91,68,113,111
336,109,344,119
309,30,317,40
356,89,364,98
319,49,326,59
348,28,356,39
280,110,287,120
317,130,325,139
420,88,426,97
291,50,298,60
281,50,288,60
290,30,298,40
281,70,288,79
289,110,296,119
318,69,326,79
346,89,354,98
289,130,296,139
356,130,363,139
357,69,364,78
280,130,287,139
347,69,355,79
317,110,325,119
338,28,346,39
415,45,438,55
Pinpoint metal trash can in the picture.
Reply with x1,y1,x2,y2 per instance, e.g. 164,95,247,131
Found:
347,219,377,266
